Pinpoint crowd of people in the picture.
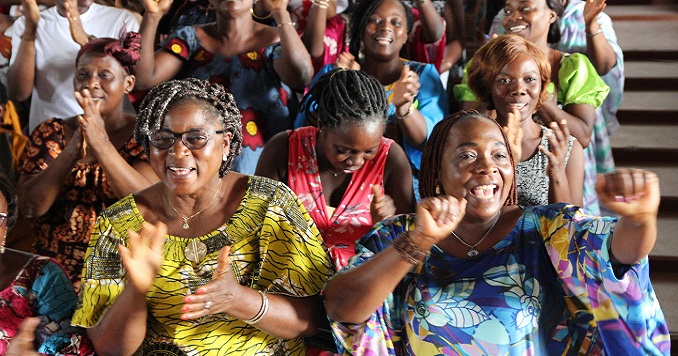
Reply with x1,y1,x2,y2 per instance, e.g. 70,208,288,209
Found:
0,0,671,354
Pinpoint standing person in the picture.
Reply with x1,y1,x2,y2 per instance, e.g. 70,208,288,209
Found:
256,68,416,270
71,78,334,355
135,0,314,175
8,0,139,132
0,174,95,356
466,35,584,207
323,110,669,355
16,33,157,291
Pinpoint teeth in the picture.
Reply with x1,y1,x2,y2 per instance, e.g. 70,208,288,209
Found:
375,36,393,43
169,167,193,176
509,25,527,32
509,103,526,109
471,184,497,199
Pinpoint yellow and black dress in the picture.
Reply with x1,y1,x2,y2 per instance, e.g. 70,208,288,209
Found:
72,176,334,355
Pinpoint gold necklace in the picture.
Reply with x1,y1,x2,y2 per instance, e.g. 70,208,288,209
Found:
452,214,500,257
167,181,222,230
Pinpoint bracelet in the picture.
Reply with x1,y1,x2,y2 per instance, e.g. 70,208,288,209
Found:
20,34,36,42
415,0,427,4
312,0,329,9
276,21,296,28
396,103,415,120
586,27,603,38
243,290,269,325
392,232,428,264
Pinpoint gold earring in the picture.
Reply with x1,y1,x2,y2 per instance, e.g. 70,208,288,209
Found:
435,185,441,195
250,6,271,20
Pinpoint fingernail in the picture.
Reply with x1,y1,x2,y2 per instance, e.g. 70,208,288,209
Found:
183,306,190,312
181,314,189,320
614,195,624,202
185,297,192,302
196,289,205,295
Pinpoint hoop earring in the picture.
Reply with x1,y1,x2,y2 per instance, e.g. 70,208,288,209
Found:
250,7,271,20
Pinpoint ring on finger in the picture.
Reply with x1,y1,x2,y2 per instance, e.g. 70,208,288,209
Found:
204,300,213,309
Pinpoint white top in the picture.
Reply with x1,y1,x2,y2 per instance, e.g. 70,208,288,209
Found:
10,3,139,131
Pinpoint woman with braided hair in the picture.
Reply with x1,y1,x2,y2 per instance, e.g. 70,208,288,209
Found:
71,78,334,355
257,68,415,270
16,32,158,292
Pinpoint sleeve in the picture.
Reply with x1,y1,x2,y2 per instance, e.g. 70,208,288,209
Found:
256,181,334,296
328,215,414,355
536,205,670,355
17,120,64,176
71,211,128,328
160,26,201,61
557,53,610,108
451,60,477,104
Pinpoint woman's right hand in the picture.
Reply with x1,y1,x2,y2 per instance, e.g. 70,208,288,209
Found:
392,66,420,111
412,196,466,250
503,106,522,164
118,221,167,294
336,52,360,70
21,0,40,31
143,0,173,15
64,125,86,160
539,120,570,179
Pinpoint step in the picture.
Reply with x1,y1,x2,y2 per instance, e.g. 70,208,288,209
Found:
653,215,678,258
618,91,678,112
611,124,678,165
624,61,678,91
649,270,678,343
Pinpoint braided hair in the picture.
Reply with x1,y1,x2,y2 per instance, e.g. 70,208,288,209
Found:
0,174,18,229
134,78,243,177
302,68,388,129
76,32,142,75
349,0,414,59
419,110,518,206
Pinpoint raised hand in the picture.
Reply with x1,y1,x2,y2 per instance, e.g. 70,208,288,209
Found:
412,196,466,251
262,0,290,14
118,221,167,294
392,66,420,111
6,318,40,356
336,52,360,70
370,184,396,223
596,169,660,219
64,0,88,46
503,106,523,164
539,120,570,179
584,0,606,27
21,0,40,33
181,246,241,320
75,89,110,155
143,0,174,15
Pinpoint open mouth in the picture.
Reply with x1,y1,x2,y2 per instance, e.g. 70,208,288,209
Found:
375,36,393,45
470,184,498,200
168,167,196,177
508,102,527,110
508,25,527,33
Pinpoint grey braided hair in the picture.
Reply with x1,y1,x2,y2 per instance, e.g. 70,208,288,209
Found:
134,78,243,177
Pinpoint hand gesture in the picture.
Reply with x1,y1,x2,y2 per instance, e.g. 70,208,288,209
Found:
539,120,570,179
21,0,40,32
336,52,360,70
64,0,88,46
503,106,523,164
584,0,606,26
75,89,111,154
143,0,173,15
391,66,420,110
64,125,86,160
261,0,289,14
596,169,659,219
118,221,167,294
182,246,241,320
412,196,466,250
6,318,40,356
370,184,396,223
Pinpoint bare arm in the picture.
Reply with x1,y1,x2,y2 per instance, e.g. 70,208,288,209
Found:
7,0,40,103
440,0,464,73
254,131,290,183
597,169,659,265
583,0,617,76
382,142,416,214
270,0,313,90
414,0,444,44
301,1,336,58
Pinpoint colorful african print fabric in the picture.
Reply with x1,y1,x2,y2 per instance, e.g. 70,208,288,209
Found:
287,126,393,269
0,255,94,355
72,176,334,355
329,204,670,355
161,26,294,175
17,118,148,292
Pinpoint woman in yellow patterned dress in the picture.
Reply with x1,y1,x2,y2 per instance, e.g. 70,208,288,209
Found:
71,78,334,355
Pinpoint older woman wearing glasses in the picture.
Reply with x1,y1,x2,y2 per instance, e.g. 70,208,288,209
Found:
71,78,334,355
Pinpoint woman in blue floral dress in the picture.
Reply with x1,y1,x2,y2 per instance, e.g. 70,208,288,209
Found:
323,111,669,355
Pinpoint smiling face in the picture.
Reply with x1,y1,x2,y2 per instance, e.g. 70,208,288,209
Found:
439,117,514,219
490,53,542,123
501,0,556,44
361,0,409,61
74,52,135,115
150,100,231,195
318,120,384,174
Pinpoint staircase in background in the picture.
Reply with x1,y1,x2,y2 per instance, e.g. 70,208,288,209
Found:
606,0,678,349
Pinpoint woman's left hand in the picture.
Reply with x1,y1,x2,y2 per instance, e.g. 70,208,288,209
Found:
596,169,660,219
75,89,111,153
584,0,606,26
64,0,89,46
261,0,289,14
392,66,420,112
6,318,39,356
182,246,240,320
539,120,570,178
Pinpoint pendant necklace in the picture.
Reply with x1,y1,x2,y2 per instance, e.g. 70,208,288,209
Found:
452,214,500,257
167,181,222,230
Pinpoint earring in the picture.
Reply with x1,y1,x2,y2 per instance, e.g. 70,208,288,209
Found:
250,6,272,20
0,238,5,254
435,185,441,195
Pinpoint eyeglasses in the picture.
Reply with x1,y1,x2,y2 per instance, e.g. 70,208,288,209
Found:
0,213,7,227
148,129,225,150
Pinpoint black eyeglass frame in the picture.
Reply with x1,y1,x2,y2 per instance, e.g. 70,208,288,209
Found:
148,129,225,150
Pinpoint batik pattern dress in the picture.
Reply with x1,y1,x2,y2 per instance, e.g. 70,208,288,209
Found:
17,118,148,291
162,26,294,175
329,204,670,355
72,176,334,355
0,255,94,355
287,126,393,269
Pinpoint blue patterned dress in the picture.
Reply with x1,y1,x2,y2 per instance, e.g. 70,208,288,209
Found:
328,204,670,355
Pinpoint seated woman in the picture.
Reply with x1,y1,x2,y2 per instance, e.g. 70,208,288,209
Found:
467,35,584,207
297,0,448,198
71,78,334,355
256,68,416,270
16,32,157,292
0,174,94,355
323,110,669,355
